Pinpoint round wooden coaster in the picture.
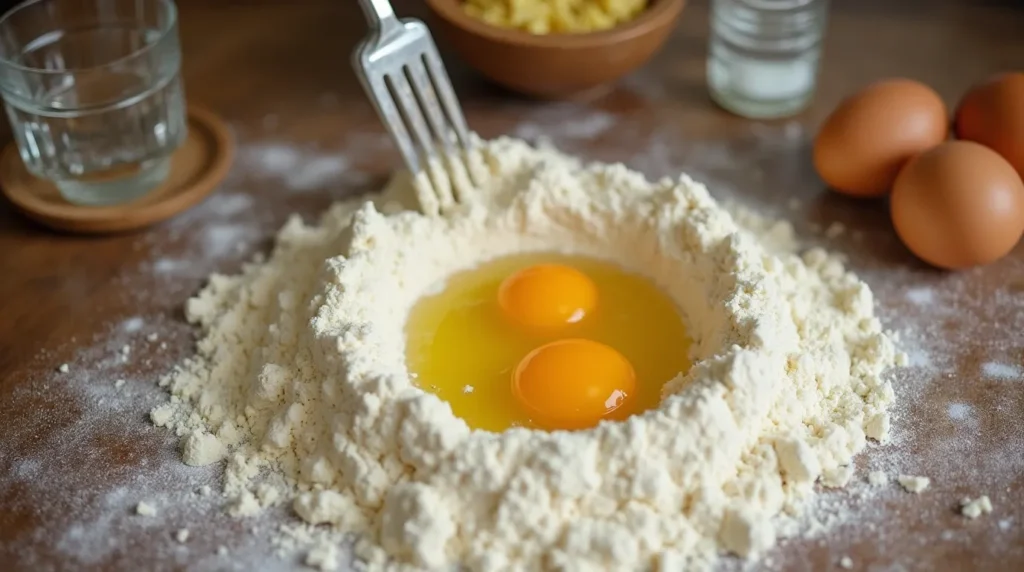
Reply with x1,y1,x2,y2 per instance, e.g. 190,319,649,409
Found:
0,105,234,234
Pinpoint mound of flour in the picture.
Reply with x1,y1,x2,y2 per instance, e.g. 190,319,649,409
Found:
154,137,898,571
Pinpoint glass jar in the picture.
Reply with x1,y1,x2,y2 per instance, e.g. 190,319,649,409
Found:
707,0,830,119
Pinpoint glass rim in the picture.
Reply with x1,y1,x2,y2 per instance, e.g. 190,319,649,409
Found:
0,0,179,75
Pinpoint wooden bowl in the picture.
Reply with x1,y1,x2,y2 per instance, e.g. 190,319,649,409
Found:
424,0,686,99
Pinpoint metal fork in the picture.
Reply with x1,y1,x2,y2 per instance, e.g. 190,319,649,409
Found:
352,0,477,215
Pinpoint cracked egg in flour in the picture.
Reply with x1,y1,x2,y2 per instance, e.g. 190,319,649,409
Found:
405,253,692,431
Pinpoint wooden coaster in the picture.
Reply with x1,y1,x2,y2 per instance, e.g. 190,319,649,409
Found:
0,105,234,234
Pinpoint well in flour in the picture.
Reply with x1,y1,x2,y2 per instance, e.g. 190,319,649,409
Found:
404,253,691,432
155,136,900,571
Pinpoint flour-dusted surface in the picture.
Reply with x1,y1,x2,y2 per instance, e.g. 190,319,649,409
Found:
4,6,1024,564
151,137,901,571
3,118,1024,572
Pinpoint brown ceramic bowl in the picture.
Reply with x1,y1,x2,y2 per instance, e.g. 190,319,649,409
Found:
424,0,686,99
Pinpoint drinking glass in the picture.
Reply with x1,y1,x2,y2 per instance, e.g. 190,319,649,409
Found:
0,0,187,206
707,0,830,119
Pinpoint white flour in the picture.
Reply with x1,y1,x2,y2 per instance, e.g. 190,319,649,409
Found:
898,475,931,494
981,362,1023,381
961,495,994,519
238,143,370,192
153,137,900,571
512,105,618,141
6,117,1021,571
2,97,1018,570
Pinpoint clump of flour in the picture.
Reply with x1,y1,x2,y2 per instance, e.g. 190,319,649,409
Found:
154,137,899,571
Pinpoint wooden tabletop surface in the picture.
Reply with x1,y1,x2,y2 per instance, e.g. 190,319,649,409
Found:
2,1,1023,570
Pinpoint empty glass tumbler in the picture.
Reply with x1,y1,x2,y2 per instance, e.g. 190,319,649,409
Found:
707,0,829,119
0,0,187,206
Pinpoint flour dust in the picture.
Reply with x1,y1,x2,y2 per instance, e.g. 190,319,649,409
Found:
5,98,1023,571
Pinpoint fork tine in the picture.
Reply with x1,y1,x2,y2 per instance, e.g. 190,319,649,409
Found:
404,62,475,204
368,74,443,215
353,12,479,216
385,71,456,212
422,46,472,151
420,46,485,191
368,75,422,179
405,62,455,156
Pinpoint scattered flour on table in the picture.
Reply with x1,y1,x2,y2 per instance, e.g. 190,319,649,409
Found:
981,361,1023,381
237,143,370,192
143,131,382,281
144,193,267,282
6,113,1024,571
904,287,935,306
0,310,312,571
898,475,931,494
121,316,146,334
512,105,618,142
947,403,974,423
961,495,994,519
153,137,901,571
868,471,889,487
136,501,158,517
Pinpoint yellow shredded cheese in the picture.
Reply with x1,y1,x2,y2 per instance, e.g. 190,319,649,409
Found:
462,0,649,34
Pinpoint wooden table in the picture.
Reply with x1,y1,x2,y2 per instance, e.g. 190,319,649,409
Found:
2,1,1022,570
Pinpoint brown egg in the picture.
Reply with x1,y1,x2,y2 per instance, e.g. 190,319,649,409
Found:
954,72,1024,178
814,79,949,197
891,141,1024,270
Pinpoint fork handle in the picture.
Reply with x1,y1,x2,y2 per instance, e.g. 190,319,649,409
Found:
356,0,402,37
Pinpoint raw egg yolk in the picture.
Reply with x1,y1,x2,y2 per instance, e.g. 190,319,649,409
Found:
512,338,636,430
498,264,598,330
